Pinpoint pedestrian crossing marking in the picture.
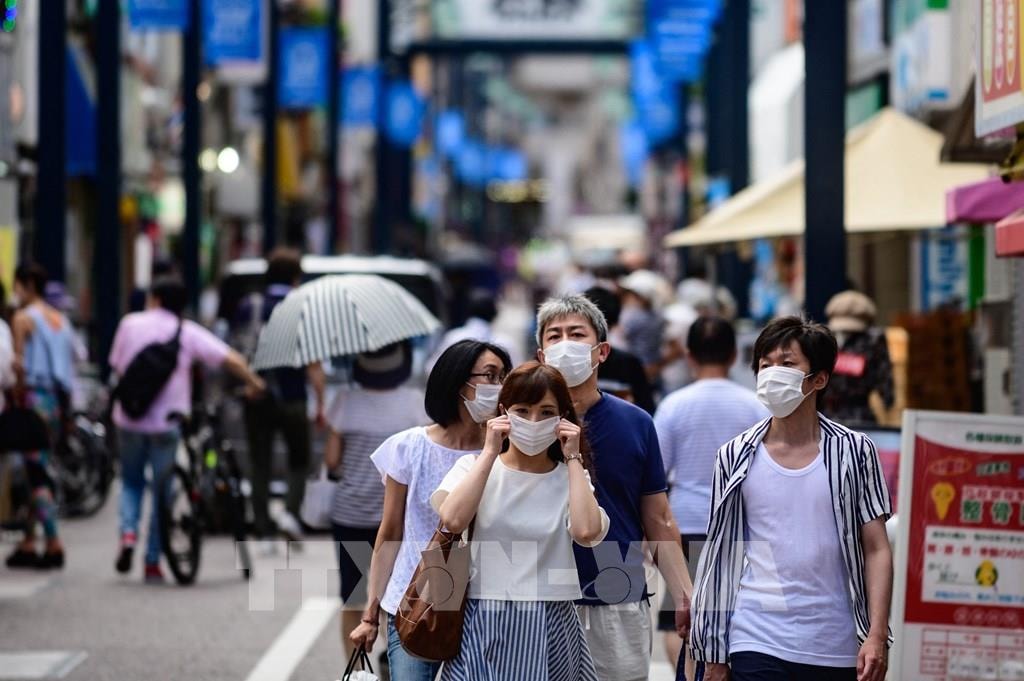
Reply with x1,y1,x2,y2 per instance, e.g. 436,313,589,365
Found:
243,597,340,681
0,575,51,600
0,651,87,679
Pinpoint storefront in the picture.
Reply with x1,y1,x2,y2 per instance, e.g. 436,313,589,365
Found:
664,107,992,420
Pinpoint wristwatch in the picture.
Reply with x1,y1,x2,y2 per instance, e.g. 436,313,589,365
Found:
565,452,584,464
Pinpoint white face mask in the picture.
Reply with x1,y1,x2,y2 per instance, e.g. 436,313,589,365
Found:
507,413,560,456
543,340,598,388
462,383,500,424
756,366,815,419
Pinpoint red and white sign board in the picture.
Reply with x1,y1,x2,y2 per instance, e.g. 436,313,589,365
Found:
976,0,1024,136
893,411,1024,681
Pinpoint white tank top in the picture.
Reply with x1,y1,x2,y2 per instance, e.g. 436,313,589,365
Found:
729,444,859,667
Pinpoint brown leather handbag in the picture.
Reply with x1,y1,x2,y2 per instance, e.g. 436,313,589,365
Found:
395,519,474,661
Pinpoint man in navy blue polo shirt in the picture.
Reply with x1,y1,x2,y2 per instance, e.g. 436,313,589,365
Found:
536,294,692,681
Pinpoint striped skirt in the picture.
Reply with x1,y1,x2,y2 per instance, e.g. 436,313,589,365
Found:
440,599,599,681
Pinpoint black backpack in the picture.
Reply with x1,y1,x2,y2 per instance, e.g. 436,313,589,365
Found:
114,322,182,419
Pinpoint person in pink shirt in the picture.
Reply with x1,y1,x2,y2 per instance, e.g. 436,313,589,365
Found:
108,276,264,583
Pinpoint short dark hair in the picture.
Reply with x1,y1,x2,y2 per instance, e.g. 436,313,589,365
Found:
751,316,838,378
583,286,622,328
151,276,188,316
466,290,497,323
425,339,513,427
687,316,736,366
265,247,303,286
15,262,47,295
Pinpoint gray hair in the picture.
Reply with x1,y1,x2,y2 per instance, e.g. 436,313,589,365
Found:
535,294,609,347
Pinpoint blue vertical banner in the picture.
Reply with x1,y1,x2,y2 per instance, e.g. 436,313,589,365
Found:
630,41,679,144
619,120,649,187
127,0,189,30
436,110,465,158
340,66,381,127
640,0,720,85
497,149,527,182
204,0,263,65
456,141,486,187
66,47,96,177
278,28,329,109
384,81,427,147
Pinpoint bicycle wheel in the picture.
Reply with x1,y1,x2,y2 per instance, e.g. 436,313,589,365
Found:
158,465,203,585
55,419,113,518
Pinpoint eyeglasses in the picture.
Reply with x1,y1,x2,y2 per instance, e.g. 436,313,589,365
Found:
468,372,505,385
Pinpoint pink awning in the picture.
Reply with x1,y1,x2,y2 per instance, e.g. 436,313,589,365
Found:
946,177,1024,224
996,209,1024,257
946,178,1024,223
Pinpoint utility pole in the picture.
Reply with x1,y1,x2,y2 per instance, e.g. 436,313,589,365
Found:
804,0,847,321
704,0,751,316
262,0,280,253
373,0,392,254
35,0,66,281
327,0,341,253
183,0,201,311
95,0,122,375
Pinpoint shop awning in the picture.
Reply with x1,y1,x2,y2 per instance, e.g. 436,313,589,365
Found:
664,108,991,248
996,209,1024,257
946,177,1024,224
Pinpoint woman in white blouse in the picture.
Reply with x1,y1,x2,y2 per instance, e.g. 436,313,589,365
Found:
349,339,513,681
432,361,609,681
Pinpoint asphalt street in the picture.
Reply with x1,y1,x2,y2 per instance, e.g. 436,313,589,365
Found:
1,493,676,681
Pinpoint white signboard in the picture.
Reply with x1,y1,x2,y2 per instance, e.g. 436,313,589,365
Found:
435,0,636,40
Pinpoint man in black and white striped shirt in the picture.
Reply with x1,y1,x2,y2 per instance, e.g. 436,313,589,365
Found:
690,317,893,681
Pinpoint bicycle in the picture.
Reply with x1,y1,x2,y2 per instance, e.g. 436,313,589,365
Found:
54,411,115,518
158,403,253,585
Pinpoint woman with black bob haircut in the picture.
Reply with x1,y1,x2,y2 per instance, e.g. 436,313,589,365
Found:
349,339,512,680
431,362,609,680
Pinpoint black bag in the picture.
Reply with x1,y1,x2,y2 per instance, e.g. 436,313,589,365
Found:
341,646,377,680
113,322,182,419
0,404,52,453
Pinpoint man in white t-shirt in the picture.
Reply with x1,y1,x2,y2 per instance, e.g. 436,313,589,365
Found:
653,317,767,673
690,317,892,681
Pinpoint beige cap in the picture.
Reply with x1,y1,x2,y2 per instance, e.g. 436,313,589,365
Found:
826,290,876,333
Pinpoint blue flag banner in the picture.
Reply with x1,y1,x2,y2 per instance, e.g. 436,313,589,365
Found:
385,81,427,146
204,0,263,65
457,141,487,187
278,29,329,109
66,47,96,177
341,66,381,127
436,111,466,158
630,41,680,144
127,0,189,30
494,149,528,182
620,120,648,187
644,0,720,84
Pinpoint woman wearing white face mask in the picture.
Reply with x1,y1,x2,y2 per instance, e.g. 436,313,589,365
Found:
690,317,894,681
348,339,512,681
432,362,610,681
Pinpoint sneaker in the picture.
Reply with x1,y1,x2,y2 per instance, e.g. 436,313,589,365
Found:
116,533,136,574
275,510,304,542
144,563,165,584
5,548,39,569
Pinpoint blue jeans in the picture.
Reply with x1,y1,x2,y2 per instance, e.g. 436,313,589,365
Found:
387,614,441,681
118,429,179,565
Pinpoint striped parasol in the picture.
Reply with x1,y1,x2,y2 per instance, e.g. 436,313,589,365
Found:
252,274,442,370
